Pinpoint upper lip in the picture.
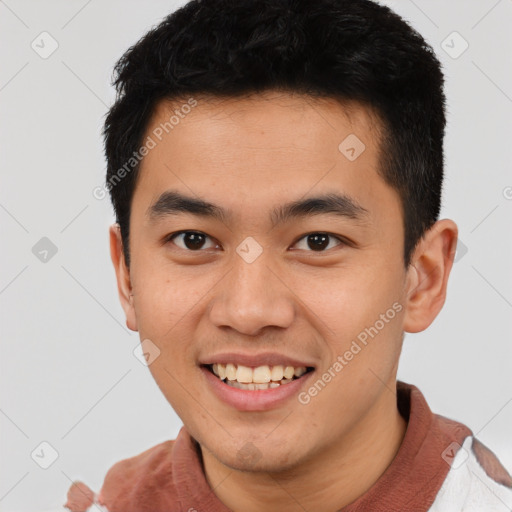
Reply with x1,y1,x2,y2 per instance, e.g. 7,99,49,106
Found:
199,352,315,369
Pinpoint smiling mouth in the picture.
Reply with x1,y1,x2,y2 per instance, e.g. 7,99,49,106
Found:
204,363,315,390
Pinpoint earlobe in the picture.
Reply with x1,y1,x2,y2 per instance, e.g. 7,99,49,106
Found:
402,219,458,333
109,224,138,332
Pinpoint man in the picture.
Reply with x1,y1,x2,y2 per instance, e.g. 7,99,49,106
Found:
65,0,512,510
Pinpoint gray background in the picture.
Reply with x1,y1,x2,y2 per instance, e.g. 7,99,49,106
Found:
1,0,511,510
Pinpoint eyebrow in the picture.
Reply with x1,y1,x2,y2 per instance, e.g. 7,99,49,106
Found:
147,189,370,228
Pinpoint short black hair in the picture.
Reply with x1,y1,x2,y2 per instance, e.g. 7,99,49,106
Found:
103,0,446,268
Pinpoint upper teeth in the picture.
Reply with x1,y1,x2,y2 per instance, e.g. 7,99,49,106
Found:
212,363,307,383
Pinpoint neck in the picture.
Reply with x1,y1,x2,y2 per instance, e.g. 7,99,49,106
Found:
201,384,408,512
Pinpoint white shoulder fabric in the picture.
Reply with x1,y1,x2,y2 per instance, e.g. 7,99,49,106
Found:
429,436,512,512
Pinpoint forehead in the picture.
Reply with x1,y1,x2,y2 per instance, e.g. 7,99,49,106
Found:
132,91,399,229
145,91,383,154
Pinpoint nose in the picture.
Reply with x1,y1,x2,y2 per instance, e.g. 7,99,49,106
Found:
208,250,295,337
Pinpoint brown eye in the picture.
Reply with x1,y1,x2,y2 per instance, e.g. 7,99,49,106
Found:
167,231,218,251
293,232,344,252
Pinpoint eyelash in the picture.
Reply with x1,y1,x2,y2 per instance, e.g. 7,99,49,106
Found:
164,230,348,253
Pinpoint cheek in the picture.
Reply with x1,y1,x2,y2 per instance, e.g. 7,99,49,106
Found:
298,265,399,331
130,286,189,379
312,270,405,380
147,360,197,423
131,260,199,337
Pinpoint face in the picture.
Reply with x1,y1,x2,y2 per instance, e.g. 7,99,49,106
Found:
111,91,418,472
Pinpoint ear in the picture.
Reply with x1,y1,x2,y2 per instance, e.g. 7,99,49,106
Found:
109,224,138,332
402,219,458,333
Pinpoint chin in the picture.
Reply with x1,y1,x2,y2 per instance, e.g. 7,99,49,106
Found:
221,448,303,474
205,433,307,474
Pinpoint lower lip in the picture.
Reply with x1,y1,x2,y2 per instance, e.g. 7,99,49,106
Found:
201,366,314,412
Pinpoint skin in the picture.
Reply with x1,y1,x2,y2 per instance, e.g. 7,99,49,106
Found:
110,91,458,511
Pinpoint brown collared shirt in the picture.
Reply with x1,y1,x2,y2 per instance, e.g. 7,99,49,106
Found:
65,381,512,512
